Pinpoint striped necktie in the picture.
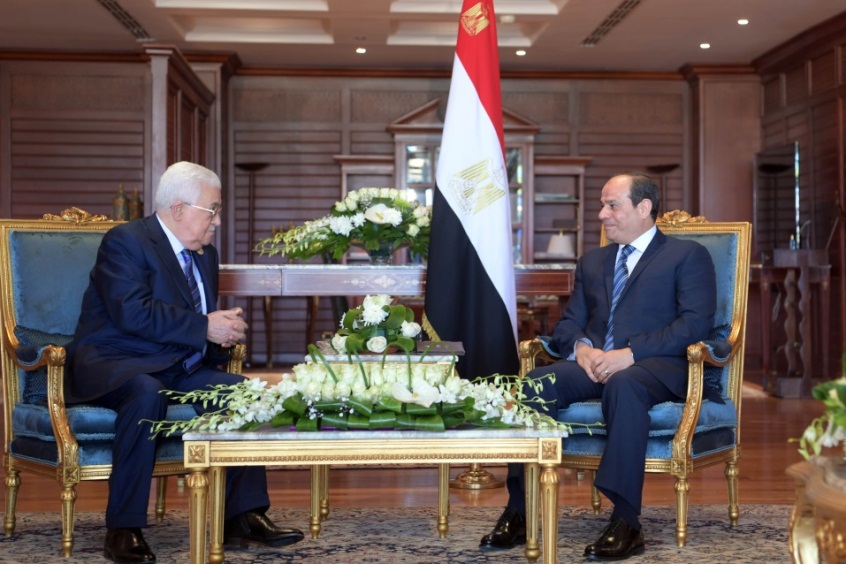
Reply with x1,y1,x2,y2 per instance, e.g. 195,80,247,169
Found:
603,244,635,351
180,249,203,313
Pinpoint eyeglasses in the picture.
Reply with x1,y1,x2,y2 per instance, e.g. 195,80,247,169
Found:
184,202,223,218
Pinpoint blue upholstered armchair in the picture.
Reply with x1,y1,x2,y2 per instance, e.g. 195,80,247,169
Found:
519,210,751,547
0,210,246,556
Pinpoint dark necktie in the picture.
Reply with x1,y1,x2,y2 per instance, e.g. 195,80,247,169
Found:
180,249,203,313
604,244,635,351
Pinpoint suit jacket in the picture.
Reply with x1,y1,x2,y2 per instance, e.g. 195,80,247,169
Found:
550,228,716,399
66,214,228,403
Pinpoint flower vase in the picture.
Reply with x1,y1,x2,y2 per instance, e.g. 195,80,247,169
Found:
367,243,394,265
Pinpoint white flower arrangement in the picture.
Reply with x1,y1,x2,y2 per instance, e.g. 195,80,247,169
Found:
255,187,432,261
331,294,421,355
149,354,568,435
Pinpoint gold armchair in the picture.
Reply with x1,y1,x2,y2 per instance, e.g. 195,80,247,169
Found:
0,211,246,556
520,211,751,546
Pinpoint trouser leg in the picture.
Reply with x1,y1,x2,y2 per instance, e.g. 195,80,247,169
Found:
594,366,678,528
95,374,168,529
506,361,603,512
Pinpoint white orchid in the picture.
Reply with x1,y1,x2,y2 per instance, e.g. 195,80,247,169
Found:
390,380,441,408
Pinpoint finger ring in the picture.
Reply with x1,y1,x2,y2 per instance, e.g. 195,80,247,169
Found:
604,370,609,375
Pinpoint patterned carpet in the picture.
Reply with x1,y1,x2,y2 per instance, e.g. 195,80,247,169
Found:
1,504,791,563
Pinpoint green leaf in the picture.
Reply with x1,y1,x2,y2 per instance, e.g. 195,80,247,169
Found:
383,307,407,329
396,414,416,429
295,417,320,432
314,401,344,412
414,414,445,432
375,397,403,413
342,309,360,330
441,401,469,415
271,411,296,427
348,413,371,429
405,404,437,416
282,395,309,416
348,398,373,417
443,414,465,429
321,412,349,430
369,411,397,429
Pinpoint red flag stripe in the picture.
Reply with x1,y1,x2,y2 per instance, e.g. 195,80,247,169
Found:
455,0,506,158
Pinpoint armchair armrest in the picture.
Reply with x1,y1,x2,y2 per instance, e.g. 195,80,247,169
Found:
673,335,741,459
227,343,247,375
518,337,561,378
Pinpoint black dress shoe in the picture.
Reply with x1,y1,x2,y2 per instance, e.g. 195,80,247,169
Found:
104,528,156,564
584,517,645,561
479,506,526,549
223,510,305,548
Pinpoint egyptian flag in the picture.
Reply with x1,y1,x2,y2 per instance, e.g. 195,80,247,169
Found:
423,0,519,379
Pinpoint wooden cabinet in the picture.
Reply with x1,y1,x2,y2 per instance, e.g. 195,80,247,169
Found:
528,156,592,264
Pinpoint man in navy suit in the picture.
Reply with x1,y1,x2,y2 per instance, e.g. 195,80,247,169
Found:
480,173,716,561
67,162,304,563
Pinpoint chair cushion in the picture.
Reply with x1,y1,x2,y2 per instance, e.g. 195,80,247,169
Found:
10,402,197,466
558,398,738,460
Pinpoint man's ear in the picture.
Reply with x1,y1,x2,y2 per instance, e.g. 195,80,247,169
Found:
639,199,653,217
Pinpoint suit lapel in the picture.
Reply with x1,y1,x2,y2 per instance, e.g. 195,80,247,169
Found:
194,248,216,313
142,215,196,310
618,229,667,302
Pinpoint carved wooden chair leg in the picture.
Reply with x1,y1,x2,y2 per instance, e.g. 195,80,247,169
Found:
155,476,168,521
726,459,740,525
4,468,20,536
60,484,77,558
674,477,690,547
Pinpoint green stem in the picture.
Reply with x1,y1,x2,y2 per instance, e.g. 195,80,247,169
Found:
352,351,370,388
307,343,339,383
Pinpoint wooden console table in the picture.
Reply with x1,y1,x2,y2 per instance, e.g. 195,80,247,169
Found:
219,264,575,365
753,249,831,398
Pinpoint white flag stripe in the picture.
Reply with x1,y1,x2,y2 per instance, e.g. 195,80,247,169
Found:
436,56,518,344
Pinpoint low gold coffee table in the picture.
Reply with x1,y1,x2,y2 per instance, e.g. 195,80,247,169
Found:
183,427,566,564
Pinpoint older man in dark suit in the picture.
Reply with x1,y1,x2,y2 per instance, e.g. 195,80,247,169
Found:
480,173,716,561
67,162,303,564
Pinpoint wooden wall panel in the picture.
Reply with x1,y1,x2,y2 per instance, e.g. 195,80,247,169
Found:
0,64,149,219
9,117,145,218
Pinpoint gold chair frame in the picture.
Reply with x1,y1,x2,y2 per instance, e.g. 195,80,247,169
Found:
519,210,751,546
0,211,246,556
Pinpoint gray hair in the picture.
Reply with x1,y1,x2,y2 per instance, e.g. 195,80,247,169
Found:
154,162,221,210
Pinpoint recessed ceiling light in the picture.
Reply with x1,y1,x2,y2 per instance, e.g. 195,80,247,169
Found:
738,19,749,26
700,43,711,50
516,50,526,57
500,15,515,24
356,47,367,54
